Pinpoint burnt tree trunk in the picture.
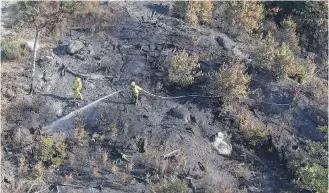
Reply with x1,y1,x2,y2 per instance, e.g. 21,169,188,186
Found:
29,26,40,95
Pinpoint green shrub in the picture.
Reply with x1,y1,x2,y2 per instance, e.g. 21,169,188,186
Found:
17,1,39,22
37,136,66,168
227,105,269,147
264,1,328,54
30,162,45,180
60,1,82,13
230,1,264,33
295,62,307,83
153,179,189,193
212,60,250,104
317,125,328,143
278,16,300,54
273,42,296,78
169,50,201,86
172,1,213,26
257,32,279,68
294,163,328,193
1,39,26,60
286,125,328,193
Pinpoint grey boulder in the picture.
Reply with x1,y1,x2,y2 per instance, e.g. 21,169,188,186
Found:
67,40,85,54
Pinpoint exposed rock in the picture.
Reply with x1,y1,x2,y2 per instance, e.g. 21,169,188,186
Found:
42,71,51,82
67,40,85,54
53,45,68,56
232,47,249,60
1,161,15,190
25,41,40,52
75,54,85,60
216,34,235,51
149,174,160,184
167,106,191,123
4,89,16,99
45,56,53,61
87,45,95,55
100,0,109,5
209,132,232,156
122,59,146,76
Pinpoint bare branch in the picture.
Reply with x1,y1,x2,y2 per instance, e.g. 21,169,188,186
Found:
27,182,36,193
33,186,50,193
163,149,180,159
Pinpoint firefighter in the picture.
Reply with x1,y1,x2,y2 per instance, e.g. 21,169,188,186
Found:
130,81,143,105
73,77,83,100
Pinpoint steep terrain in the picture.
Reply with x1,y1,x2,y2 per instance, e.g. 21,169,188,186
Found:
1,1,327,193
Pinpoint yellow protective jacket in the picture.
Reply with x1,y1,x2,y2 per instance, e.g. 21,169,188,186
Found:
131,84,143,95
73,78,83,91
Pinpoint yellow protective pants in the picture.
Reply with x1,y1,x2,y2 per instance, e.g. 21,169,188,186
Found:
74,89,83,100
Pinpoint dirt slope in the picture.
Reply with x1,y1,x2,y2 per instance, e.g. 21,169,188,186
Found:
1,2,326,193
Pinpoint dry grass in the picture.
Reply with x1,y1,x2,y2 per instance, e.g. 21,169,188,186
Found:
102,151,108,164
302,77,328,118
126,161,134,173
81,1,100,14
110,163,118,174
111,123,117,141
306,55,317,76
226,105,269,147
234,163,252,180
152,178,189,193
133,147,188,177
1,38,29,60
203,172,237,193
74,111,86,140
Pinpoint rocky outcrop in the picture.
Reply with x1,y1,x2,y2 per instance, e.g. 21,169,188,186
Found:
209,132,232,156
167,106,191,123
67,40,85,54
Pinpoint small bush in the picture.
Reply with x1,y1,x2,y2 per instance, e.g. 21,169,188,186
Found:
286,125,328,193
185,1,200,26
317,125,328,143
172,1,213,26
230,2,264,33
212,60,250,104
171,1,188,19
81,1,99,13
17,1,39,21
257,32,279,68
306,56,317,76
74,111,86,140
37,136,66,168
264,21,278,36
228,105,269,147
295,62,307,83
203,172,237,193
1,39,27,60
303,77,327,102
30,162,45,180
60,1,83,13
169,50,201,87
153,178,189,193
198,0,214,23
294,163,328,193
273,42,296,78
19,156,26,168
278,16,300,54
